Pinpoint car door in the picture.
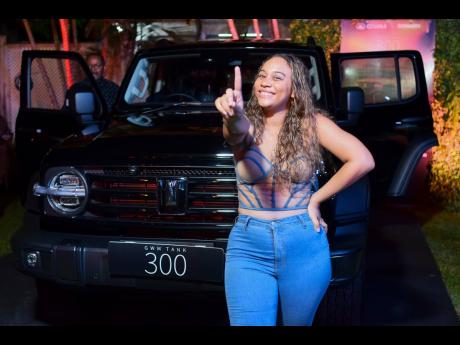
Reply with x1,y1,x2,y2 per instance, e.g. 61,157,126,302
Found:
15,50,108,204
330,50,437,199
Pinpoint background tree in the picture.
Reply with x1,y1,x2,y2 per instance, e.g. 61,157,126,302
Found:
429,19,460,211
289,19,341,73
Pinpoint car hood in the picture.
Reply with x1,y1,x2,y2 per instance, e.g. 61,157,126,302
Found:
43,120,233,167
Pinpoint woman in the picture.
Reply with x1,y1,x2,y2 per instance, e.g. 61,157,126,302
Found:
214,54,375,326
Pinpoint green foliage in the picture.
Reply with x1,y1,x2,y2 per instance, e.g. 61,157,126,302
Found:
0,198,24,257
429,19,460,211
418,209,460,316
289,19,341,72
433,20,460,104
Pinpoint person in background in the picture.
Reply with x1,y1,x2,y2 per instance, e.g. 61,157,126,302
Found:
63,52,119,117
85,52,119,113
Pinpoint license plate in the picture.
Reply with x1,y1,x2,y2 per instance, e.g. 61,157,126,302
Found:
108,241,225,283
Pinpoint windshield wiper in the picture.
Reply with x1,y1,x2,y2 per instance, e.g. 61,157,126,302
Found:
146,101,204,114
124,101,211,127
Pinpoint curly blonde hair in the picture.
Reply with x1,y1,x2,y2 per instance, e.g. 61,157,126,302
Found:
245,54,328,188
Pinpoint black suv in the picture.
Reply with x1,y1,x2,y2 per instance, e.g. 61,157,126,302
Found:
12,41,436,325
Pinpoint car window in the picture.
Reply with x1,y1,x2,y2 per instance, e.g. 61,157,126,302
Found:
338,56,419,105
340,57,398,105
29,57,96,110
123,52,322,106
399,57,417,100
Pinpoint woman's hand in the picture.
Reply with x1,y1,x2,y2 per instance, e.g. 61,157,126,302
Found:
307,196,328,233
214,66,245,121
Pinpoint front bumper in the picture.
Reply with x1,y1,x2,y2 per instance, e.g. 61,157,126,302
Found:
11,212,365,291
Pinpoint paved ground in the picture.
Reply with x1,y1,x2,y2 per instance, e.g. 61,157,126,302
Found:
362,198,459,325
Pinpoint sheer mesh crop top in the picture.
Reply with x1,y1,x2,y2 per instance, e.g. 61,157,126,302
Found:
234,142,319,211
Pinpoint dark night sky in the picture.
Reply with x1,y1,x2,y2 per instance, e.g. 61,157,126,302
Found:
0,19,93,44
0,20,25,43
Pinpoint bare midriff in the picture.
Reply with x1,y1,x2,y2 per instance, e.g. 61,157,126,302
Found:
238,207,307,220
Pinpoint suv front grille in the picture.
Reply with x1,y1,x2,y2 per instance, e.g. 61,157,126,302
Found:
84,167,238,225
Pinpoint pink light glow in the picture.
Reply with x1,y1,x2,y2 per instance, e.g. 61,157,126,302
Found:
59,19,73,88
227,19,239,40
253,19,261,40
272,19,280,40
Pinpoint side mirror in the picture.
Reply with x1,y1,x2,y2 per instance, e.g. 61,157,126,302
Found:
72,91,100,136
74,92,95,115
339,87,364,126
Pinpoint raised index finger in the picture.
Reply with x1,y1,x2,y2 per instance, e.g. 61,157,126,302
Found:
234,66,242,92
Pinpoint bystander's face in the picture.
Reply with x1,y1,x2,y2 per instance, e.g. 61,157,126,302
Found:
87,56,104,80
254,56,293,114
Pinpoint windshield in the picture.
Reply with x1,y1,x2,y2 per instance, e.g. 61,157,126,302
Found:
122,51,322,107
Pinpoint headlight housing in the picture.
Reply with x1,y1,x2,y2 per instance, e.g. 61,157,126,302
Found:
34,167,88,216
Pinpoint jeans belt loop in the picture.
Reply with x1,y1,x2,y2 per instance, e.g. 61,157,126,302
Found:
243,216,250,231
233,215,240,225
298,214,307,229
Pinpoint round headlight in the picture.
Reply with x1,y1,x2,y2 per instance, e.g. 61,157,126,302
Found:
47,170,88,216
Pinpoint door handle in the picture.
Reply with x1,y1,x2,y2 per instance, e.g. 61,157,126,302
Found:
394,116,427,128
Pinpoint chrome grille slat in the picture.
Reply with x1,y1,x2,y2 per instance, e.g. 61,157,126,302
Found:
91,189,158,197
188,192,238,197
88,203,158,211
88,167,236,178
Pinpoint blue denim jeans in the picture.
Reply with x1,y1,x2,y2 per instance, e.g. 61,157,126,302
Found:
224,212,331,326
